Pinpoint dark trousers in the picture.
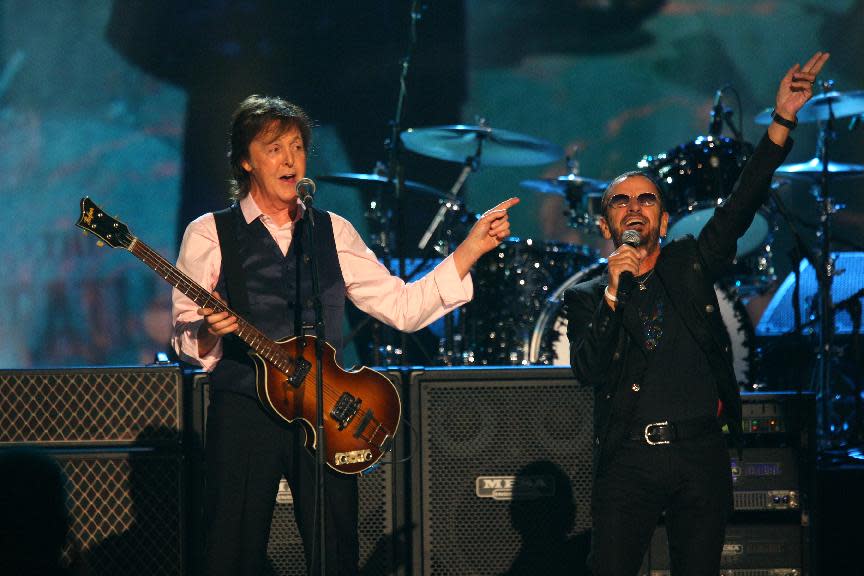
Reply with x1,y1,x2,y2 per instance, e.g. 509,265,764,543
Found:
203,390,359,576
590,431,732,576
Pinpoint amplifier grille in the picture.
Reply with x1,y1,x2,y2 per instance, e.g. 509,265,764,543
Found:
0,366,182,446
58,451,184,576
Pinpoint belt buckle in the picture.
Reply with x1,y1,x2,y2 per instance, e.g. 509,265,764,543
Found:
644,421,671,445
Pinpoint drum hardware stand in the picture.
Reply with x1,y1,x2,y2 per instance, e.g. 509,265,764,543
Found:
418,128,485,365
807,80,846,455
364,0,425,367
834,288,864,447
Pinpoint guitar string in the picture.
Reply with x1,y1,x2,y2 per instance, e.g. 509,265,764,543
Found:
115,229,393,442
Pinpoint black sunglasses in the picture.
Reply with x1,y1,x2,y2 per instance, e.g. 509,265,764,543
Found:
606,192,659,209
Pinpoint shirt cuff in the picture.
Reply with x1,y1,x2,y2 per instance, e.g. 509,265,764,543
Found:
434,253,474,306
172,319,223,372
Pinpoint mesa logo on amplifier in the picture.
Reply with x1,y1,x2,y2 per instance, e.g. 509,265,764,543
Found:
475,475,556,501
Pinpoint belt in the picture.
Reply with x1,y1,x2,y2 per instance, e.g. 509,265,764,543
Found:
628,417,719,445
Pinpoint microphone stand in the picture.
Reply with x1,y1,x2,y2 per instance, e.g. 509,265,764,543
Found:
301,196,329,576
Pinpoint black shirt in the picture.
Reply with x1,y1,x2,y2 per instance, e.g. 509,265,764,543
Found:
621,271,719,424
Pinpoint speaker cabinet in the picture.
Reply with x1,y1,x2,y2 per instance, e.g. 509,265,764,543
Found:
0,365,184,446
265,451,398,575
257,368,407,575
0,365,187,575
59,450,186,575
410,366,594,576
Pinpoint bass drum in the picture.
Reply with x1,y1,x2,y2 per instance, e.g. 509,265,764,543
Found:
528,263,756,387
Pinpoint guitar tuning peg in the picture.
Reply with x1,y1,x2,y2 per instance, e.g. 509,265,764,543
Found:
96,240,105,247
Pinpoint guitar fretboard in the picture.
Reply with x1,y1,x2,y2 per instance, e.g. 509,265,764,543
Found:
127,238,296,375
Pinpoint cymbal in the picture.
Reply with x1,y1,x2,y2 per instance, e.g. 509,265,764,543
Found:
775,157,864,181
318,172,446,199
519,174,608,196
400,124,564,167
755,90,864,125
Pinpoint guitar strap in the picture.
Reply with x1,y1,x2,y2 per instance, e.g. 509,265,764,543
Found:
213,206,251,318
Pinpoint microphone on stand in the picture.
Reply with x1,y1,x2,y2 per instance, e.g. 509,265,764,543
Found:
616,229,642,308
296,178,317,204
708,88,724,136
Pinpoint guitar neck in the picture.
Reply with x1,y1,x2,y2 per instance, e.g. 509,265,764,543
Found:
126,237,293,372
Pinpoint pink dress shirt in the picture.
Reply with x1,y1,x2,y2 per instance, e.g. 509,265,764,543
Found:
171,194,473,371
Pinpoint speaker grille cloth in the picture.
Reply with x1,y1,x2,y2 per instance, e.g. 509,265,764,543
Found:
420,376,593,575
59,453,184,576
266,462,395,575
0,367,182,445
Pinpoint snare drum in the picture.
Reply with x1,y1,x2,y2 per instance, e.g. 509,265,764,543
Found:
529,263,756,386
464,238,597,365
638,136,768,257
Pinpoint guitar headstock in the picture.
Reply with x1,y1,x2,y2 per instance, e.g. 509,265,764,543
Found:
76,197,134,249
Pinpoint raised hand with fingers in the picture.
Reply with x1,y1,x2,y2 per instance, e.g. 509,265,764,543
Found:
770,51,830,145
453,197,520,278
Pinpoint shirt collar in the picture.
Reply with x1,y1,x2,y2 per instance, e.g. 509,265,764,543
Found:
239,194,306,226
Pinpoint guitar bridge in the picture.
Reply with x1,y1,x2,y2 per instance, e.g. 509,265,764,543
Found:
330,392,361,430
287,358,312,388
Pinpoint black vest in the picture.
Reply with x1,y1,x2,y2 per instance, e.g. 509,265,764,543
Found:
208,204,346,396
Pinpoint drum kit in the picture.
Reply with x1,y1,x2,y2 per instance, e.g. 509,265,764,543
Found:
319,85,864,403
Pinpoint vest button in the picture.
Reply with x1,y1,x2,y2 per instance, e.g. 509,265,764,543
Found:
613,352,620,361
705,304,715,313
304,255,311,264
631,383,640,392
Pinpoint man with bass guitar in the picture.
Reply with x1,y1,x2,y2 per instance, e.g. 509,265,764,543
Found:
170,95,518,575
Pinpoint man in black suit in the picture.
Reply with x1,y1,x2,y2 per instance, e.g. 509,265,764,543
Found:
565,51,829,576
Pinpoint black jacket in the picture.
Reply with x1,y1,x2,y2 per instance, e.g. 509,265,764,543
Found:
564,133,791,472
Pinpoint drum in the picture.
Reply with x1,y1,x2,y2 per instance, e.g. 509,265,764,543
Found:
463,238,598,365
528,263,756,387
638,136,767,257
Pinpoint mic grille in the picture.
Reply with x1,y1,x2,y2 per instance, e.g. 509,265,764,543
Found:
295,177,316,200
621,229,641,247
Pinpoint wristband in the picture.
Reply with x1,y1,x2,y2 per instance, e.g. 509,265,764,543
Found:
604,285,618,303
771,109,797,130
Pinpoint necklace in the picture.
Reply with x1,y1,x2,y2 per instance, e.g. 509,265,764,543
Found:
636,268,655,291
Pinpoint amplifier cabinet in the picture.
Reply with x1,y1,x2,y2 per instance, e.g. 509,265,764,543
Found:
229,368,407,576
410,366,594,576
266,450,398,575
56,449,186,576
0,365,184,447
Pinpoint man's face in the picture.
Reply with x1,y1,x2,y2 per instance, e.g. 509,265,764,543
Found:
241,122,307,210
598,175,668,248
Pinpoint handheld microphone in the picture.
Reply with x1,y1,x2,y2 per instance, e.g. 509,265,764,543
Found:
296,178,316,205
616,229,642,307
708,88,724,136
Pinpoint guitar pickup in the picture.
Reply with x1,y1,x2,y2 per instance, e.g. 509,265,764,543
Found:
287,358,312,388
330,392,361,430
